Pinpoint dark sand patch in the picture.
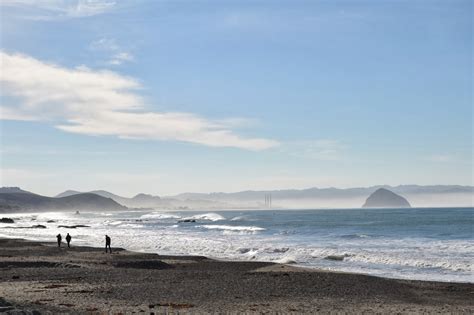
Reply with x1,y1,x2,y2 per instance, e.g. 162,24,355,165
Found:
112,260,172,269
0,261,80,268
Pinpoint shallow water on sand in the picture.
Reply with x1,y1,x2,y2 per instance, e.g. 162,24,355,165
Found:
1,208,472,283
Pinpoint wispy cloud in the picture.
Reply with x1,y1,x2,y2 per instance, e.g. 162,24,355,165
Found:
1,0,117,20
89,38,120,51
89,38,134,66
0,52,278,151
284,139,347,161
108,52,134,65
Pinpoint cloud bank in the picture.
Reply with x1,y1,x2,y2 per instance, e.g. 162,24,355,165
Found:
0,52,278,150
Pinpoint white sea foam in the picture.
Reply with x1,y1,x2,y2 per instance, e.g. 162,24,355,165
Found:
118,223,145,229
237,248,260,256
345,250,473,273
1,209,472,283
183,213,225,222
199,225,265,233
140,213,181,220
104,220,123,226
275,257,297,264
99,212,114,217
230,215,254,221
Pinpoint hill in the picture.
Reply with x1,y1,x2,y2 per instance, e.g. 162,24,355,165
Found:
0,191,127,213
362,188,411,208
0,187,33,194
55,190,82,198
55,190,163,208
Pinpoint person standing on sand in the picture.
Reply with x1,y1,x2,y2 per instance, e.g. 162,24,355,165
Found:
66,233,72,248
105,235,112,253
56,234,62,247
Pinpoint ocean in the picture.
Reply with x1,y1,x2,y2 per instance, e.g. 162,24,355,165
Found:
1,207,472,283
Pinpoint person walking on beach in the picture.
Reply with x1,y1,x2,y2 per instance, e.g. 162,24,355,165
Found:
66,233,72,248
56,234,62,247
105,235,112,253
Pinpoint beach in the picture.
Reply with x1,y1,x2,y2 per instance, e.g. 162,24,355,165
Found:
1,208,473,283
0,238,473,314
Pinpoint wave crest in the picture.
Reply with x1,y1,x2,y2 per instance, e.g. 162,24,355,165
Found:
140,213,181,220
183,213,225,222
199,225,265,234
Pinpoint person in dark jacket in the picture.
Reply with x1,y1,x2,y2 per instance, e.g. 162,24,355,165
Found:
56,234,62,247
65,233,72,248
105,235,112,253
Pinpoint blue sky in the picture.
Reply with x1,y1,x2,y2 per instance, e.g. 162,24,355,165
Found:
0,0,472,196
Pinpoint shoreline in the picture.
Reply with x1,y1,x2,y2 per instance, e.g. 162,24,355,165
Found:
1,207,473,285
0,237,473,314
1,233,471,285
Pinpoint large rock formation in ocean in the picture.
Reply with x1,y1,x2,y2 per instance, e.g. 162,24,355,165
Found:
362,188,411,208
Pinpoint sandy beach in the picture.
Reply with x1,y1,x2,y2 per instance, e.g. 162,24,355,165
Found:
0,238,472,314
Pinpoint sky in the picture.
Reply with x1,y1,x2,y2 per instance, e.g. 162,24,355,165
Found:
0,0,472,197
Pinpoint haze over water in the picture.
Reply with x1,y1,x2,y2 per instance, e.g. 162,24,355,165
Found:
2,207,472,283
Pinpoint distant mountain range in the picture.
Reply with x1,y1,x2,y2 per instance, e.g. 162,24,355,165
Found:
55,190,164,208
1,184,472,212
55,189,230,209
56,185,473,209
171,185,473,201
0,187,126,213
168,185,473,208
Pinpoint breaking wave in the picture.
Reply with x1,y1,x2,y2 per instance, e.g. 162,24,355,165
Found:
199,225,265,234
1,208,472,282
140,213,181,220
183,213,225,222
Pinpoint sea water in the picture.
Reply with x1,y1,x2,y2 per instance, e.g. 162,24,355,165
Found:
1,208,472,283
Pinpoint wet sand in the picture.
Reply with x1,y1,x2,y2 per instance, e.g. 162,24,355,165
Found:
0,237,472,314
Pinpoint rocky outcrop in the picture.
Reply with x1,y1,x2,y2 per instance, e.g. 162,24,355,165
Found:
362,188,411,208
30,225,46,229
57,225,90,229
